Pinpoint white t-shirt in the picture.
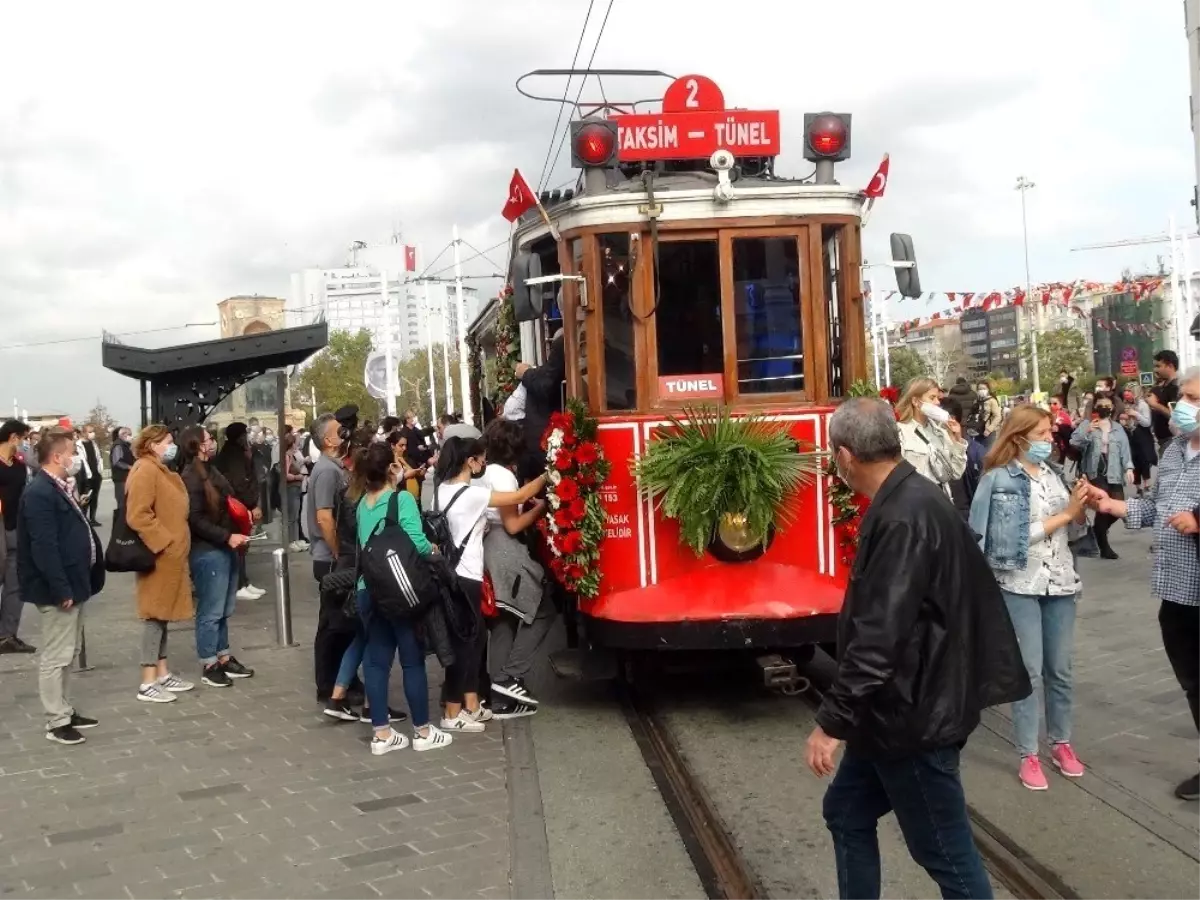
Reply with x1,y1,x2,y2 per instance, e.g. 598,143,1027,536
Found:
481,463,520,526
437,481,491,583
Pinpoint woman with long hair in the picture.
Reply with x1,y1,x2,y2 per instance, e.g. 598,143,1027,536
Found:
1069,392,1134,559
386,432,425,500
433,436,546,731
969,405,1090,791
177,425,255,688
355,442,450,754
896,377,967,497
125,425,195,703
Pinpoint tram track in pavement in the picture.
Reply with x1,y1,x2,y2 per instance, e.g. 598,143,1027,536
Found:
615,662,1074,900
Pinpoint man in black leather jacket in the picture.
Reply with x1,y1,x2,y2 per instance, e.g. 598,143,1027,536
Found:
806,398,1031,900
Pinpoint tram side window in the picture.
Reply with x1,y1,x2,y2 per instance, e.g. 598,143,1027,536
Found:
732,237,803,394
600,234,635,410
655,241,724,380
822,225,845,398
570,238,589,406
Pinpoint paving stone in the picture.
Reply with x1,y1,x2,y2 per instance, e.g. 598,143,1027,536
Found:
0,520,509,900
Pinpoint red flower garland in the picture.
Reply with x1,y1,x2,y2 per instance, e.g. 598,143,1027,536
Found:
537,400,611,599
829,383,897,567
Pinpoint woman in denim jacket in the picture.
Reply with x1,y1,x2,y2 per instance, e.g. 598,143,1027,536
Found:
969,405,1091,791
1070,393,1134,559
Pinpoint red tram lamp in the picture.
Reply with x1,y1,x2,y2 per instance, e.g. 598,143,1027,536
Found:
570,119,619,167
803,112,851,185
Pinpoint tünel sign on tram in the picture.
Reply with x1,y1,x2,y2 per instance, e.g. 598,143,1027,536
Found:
657,374,725,399
614,74,781,162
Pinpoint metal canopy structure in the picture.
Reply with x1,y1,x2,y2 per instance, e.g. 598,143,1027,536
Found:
102,323,329,427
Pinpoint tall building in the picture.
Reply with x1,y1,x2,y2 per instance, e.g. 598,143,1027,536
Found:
960,306,1022,381
289,241,479,360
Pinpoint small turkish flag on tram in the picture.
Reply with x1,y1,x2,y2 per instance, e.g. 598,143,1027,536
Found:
404,245,417,272
501,169,537,222
864,154,889,198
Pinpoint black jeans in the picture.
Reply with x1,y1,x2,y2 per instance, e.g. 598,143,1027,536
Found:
443,577,487,706
823,746,993,900
1089,477,1123,553
1160,600,1199,732
313,560,356,701
86,475,101,522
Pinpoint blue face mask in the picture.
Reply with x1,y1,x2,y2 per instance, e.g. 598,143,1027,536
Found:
1025,440,1053,464
1171,399,1198,435
161,443,178,463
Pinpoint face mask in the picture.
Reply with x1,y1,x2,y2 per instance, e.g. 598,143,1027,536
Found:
1123,395,1135,404
18,441,30,456
977,389,989,398
161,444,178,462
921,402,951,425
1024,440,1053,465
65,455,82,477
1096,407,1112,419
1171,399,1198,435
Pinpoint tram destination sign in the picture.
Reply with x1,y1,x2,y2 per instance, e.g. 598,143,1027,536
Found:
614,74,781,162
658,373,725,400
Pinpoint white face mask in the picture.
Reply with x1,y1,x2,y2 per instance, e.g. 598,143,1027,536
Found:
921,402,951,425
65,455,83,477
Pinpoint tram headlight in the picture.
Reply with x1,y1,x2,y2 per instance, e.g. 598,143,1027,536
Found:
803,112,852,162
571,119,619,168
709,513,774,563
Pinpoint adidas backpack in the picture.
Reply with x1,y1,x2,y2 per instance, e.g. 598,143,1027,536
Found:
359,492,439,621
422,484,472,570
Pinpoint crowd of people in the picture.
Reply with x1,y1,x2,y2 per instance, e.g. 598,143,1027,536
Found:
0,331,568,754
807,356,1198,899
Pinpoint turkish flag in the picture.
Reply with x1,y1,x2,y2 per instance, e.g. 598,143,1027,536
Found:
404,245,417,272
864,154,889,199
501,169,537,222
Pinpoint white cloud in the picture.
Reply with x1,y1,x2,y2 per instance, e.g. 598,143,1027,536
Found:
1,0,1194,423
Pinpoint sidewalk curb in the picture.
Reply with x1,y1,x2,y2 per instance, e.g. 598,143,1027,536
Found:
504,718,555,900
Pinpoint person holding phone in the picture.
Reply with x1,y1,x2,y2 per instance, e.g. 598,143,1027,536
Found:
386,432,425,500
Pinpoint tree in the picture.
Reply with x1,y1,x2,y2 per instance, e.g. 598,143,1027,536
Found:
82,402,118,450
294,330,380,422
1020,327,1093,393
887,346,928,391
396,344,463,423
927,345,968,388
985,371,1017,397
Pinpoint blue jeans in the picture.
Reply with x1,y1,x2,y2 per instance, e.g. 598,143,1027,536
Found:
823,747,993,900
1001,590,1077,757
190,547,238,666
356,589,430,729
334,624,366,693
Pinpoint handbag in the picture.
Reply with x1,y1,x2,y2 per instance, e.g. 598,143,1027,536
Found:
105,512,156,573
227,496,253,535
481,572,498,619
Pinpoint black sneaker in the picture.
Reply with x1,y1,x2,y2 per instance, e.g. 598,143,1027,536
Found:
492,701,537,720
492,676,539,706
323,701,358,722
46,725,86,745
1175,773,1200,801
222,656,254,679
70,713,99,730
360,707,409,724
202,665,233,688
0,636,35,654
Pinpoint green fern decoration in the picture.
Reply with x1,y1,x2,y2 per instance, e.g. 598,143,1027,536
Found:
634,406,824,557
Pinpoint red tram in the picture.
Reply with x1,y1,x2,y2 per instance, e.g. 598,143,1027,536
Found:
469,72,900,679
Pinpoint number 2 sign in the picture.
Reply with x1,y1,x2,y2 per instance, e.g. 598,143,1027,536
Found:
662,75,724,113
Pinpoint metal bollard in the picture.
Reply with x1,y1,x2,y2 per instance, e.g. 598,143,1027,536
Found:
272,547,295,647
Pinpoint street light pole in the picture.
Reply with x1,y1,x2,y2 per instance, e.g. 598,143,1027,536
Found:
1016,176,1041,396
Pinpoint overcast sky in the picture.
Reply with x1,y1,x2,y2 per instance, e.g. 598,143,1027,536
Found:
2,0,1195,425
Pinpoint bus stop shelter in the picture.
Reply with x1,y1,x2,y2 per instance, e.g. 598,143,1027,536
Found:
101,323,328,428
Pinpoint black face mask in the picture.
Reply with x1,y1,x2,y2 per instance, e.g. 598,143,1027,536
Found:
1096,407,1112,419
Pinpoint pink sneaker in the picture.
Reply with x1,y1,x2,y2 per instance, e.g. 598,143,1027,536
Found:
1051,743,1085,778
1019,755,1048,791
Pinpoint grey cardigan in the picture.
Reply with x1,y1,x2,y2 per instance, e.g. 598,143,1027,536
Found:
483,526,545,624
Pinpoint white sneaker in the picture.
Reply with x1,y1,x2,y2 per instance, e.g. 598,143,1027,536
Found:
159,673,195,693
236,587,258,601
369,730,410,755
412,724,453,752
137,683,176,704
440,711,485,733
465,705,494,725
246,584,267,598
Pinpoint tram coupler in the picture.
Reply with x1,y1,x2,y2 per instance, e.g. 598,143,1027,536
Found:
756,654,810,694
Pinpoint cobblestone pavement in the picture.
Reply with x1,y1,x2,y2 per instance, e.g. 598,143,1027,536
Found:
990,522,1199,837
0,509,508,900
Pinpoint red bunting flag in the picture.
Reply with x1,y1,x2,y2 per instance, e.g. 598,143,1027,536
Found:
404,245,417,272
864,154,889,198
501,169,538,222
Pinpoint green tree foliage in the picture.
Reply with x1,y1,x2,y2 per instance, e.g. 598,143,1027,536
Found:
887,346,929,391
396,344,464,422
294,330,380,421
1021,327,1093,391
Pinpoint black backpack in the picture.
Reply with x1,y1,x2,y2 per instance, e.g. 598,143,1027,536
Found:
359,492,439,621
422,484,472,569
